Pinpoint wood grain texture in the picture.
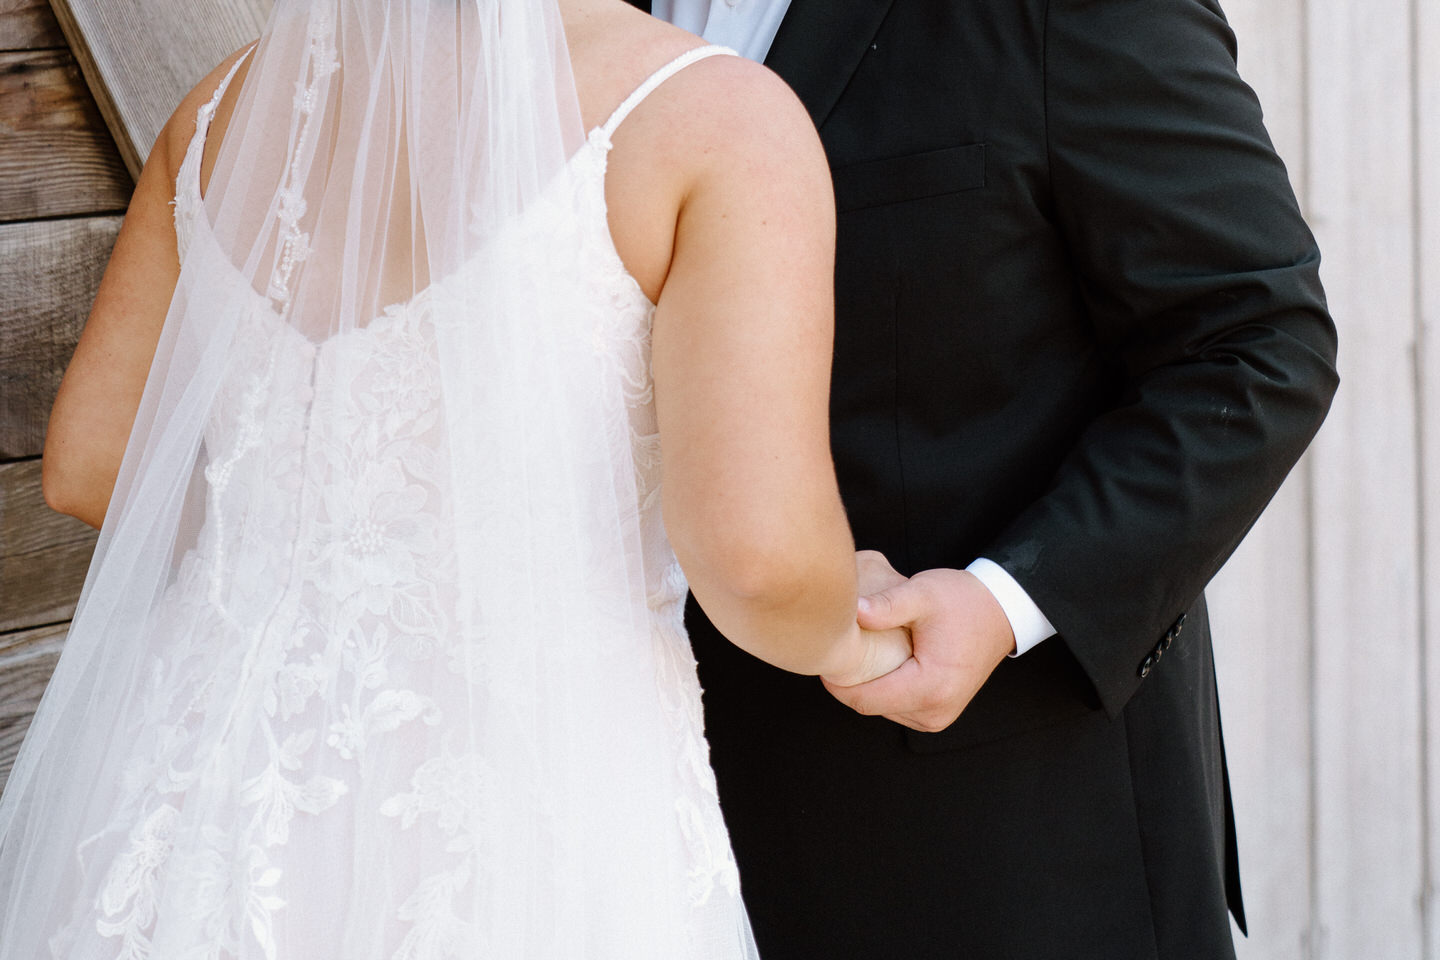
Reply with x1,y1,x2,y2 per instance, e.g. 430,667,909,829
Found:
0,460,97,633
0,48,131,222
1209,4,1317,957
1307,0,1424,955
0,621,65,790
0,0,64,50
48,0,271,178
0,215,122,460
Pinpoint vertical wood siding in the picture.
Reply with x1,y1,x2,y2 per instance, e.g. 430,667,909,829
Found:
1207,0,1319,954
1213,1,1437,958
1308,0,1424,947
1421,0,1440,954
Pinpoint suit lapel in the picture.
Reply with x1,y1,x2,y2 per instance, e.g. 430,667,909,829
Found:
625,0,652,12
763,0,895,127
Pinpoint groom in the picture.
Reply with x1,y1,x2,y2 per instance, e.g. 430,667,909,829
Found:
637,1,1338,957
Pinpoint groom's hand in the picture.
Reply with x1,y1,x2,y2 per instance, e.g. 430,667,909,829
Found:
823,554,1016,733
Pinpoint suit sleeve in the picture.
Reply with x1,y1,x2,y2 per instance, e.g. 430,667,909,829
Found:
982,0,1338,717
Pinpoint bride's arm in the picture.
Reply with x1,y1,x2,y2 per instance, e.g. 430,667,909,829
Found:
42,48,254,529
652,65,906,687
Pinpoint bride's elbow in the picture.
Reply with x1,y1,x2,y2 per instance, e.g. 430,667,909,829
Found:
679,544,805,609
41,443,106,530
40,459,77,517
666,509,833,610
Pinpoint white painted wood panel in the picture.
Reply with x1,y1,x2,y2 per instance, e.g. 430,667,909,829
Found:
1306,0,1423,954
1210,473,1316,960
1417,0,1440,953
1211,1,1317,957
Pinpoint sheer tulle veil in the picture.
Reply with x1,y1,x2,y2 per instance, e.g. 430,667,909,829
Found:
0,0,758,956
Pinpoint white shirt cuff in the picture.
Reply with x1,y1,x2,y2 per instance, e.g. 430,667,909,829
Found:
965,557,1057,658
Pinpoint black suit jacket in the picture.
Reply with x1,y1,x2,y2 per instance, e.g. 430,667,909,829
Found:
628,2,1338,958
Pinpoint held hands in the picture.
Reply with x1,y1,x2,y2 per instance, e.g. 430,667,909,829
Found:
815,552,914,688
823,550,1016,733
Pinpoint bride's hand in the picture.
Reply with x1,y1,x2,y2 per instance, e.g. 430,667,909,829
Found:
818,550,914,688
820,623,914,688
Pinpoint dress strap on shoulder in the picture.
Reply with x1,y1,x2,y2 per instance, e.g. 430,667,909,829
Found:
598,44,739,140
194,43,258,135
211,44,258,110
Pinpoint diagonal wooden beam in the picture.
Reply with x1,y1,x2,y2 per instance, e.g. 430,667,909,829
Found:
47,0,271,179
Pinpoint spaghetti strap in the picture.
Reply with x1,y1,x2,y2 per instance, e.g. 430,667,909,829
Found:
211,43,258,109
598,44,739,140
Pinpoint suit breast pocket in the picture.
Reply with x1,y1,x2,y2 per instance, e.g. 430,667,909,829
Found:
832,143,986,214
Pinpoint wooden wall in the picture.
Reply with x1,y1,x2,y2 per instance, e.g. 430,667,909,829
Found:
0,0,267,785
0,0,121,784
0,2,1434,958
1211,0,1438,957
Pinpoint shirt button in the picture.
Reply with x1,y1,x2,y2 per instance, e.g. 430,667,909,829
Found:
724,0,742,7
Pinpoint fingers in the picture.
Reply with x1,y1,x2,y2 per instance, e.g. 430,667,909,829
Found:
855,626,913,686
820,625,912,688
855,549,907,597
856,577,928,632
870,625,914,678
822,656,924,716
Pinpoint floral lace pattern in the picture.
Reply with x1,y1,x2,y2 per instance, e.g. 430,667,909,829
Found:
53,50,743,960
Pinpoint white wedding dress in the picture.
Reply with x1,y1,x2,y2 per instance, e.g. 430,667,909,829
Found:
0,42,760,960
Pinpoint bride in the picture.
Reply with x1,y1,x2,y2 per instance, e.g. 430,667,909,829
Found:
0,0,908,956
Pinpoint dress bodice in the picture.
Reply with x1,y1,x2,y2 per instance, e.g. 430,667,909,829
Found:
169,49,698,624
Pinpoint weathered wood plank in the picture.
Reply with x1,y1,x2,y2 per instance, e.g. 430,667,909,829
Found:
0,48,131,222
1307,0,1424,955
0,215,121,460
0,0,64,51
1418,0,1440,952
0,621,65,790
1209,3,1316,956
0,460,97,633
48,0,270,178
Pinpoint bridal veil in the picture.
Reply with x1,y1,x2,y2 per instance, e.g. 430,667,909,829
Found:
0,1,757,956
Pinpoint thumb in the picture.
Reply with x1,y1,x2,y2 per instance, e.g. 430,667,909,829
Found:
857,579,925,631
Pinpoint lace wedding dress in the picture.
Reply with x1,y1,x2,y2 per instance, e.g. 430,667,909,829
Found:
0,28,760,960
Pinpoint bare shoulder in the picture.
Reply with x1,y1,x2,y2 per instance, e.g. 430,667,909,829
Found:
622,49,830,201
574,2,822,173
663,54,815,150
153,41,258,177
